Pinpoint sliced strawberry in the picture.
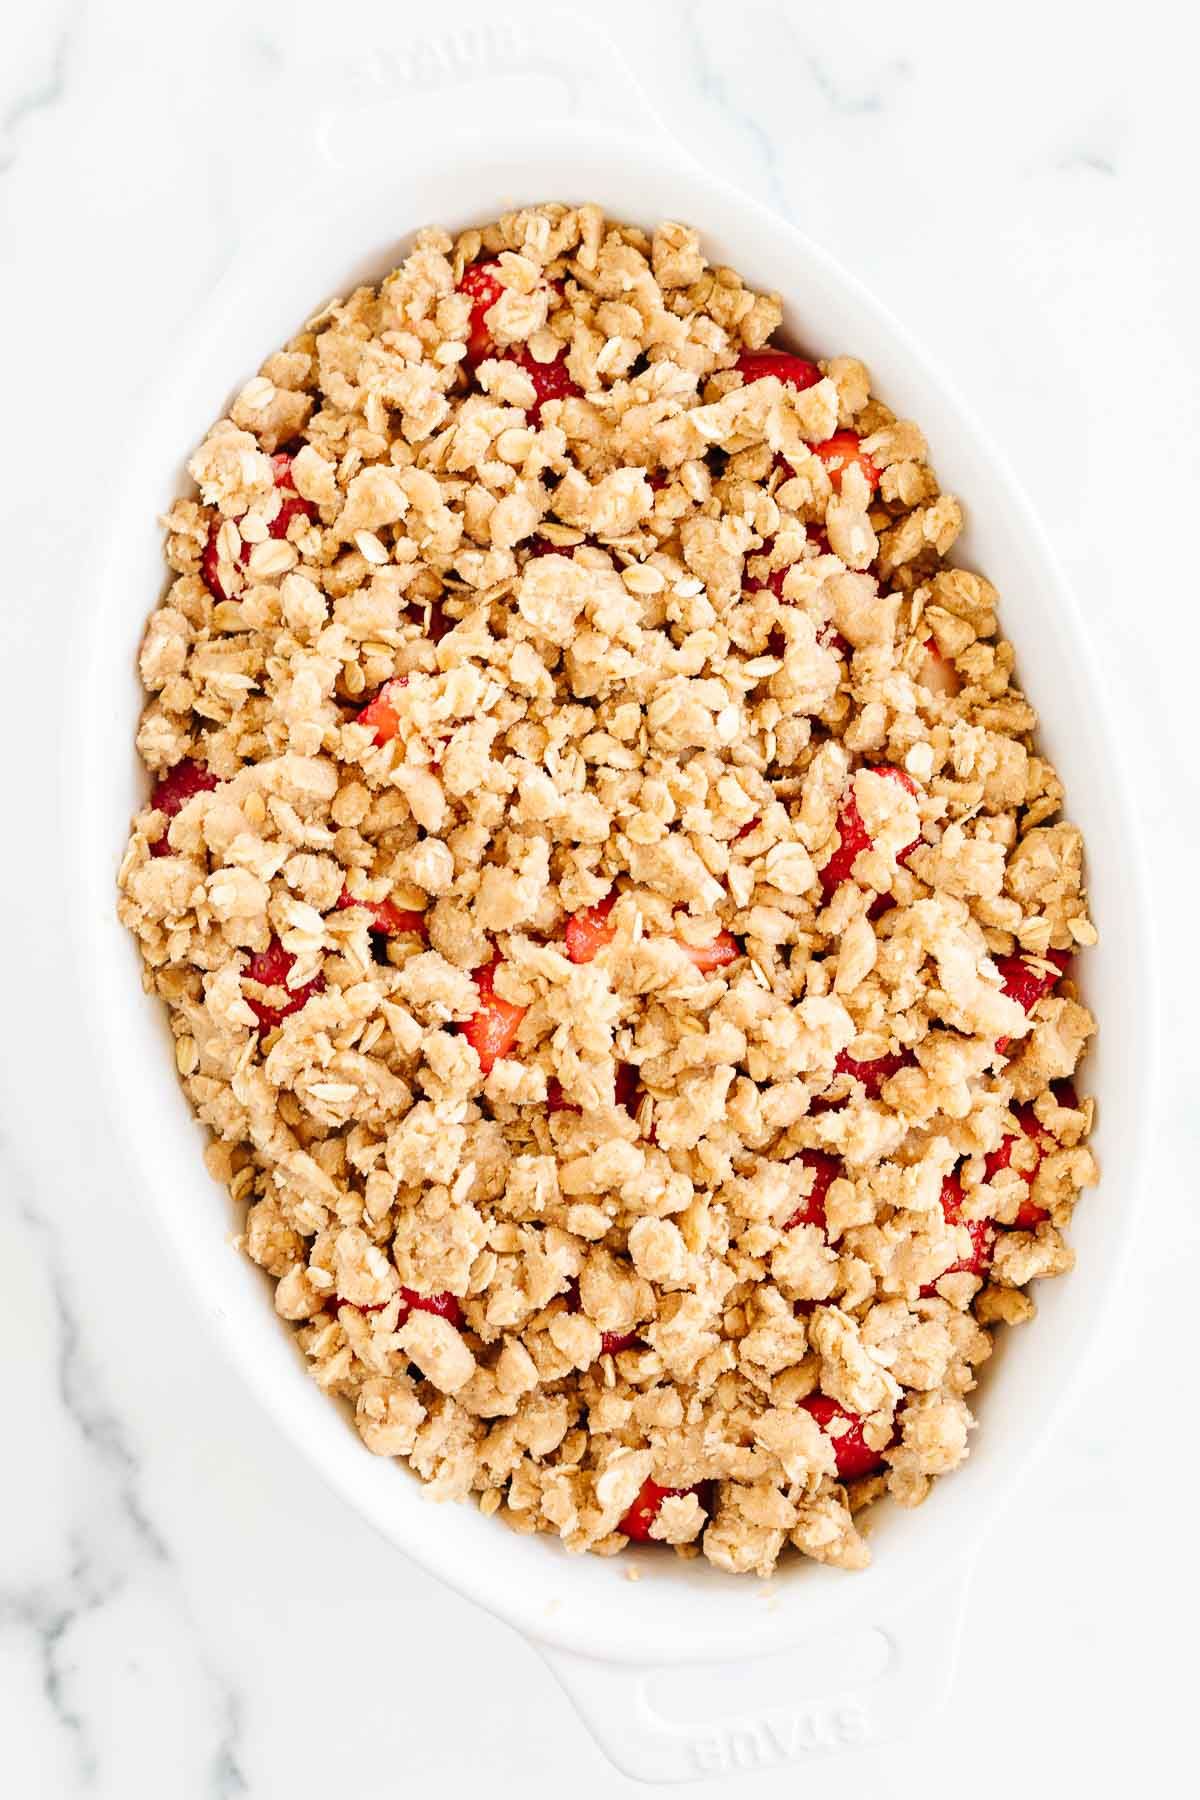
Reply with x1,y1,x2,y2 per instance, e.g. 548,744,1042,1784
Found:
356,676,408,746
921,1170,995,1293
820,765,920,897
201,452,316,602
243,937,326,1032
565,892,617,964
678,929,740,972
831,1047,914,1101
735,349,822,394
783,1149,841,1232
509,346,581,423
459,957,526,1074
458,259,507,365
994,950,1070,1052
334,888,427,938
799,1394,887,1480
398,1286,462,1329
619,1476,707,1542
814,431,880,497
148,758,219,856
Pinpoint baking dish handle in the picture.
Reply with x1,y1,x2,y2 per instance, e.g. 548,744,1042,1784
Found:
309,9,687,177
535,1565,972,1785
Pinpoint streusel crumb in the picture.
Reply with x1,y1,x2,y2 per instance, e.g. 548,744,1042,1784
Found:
119,206,1097,1573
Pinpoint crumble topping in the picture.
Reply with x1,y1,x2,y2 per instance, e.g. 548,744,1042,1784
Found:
119,205,1096,1573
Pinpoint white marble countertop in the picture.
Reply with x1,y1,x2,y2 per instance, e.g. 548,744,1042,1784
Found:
2,0,1196,1793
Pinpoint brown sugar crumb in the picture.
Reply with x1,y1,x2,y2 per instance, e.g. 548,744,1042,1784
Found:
118,205,1097,1577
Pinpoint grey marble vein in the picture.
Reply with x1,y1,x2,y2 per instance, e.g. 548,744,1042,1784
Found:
800,49,911,117
679,0,794,219
0,1,83,174
2,1174,248,1793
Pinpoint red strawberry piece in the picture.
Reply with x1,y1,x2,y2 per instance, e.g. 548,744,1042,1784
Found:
820,765,920,897
735,349,822,394
508,346,581,423
200,452,316,601
832,1047,914,1100
677,929,740,972
647,470,670,492
921,1170,996,1293
783,1149,841,1232
243,936,326,1032
619,1477,707,1542
985,1106,1053,1229
267,453,316,538
799,1393,887,1480
459,957,526,1074
148,758,219,856
398,1286,462,1329
334,888,427,938
565,892,618,964
814,431,880,497
994,950,1070,1052
457,259,507,365
356,675,408,746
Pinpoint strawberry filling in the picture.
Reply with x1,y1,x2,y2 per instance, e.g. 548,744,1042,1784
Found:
619,1477,707,1542
508,345,582,422
783,1149,841,1232
735,348,822,394
994,949,1070,1052
334,888,427,939
355,675,408,746
831,1047,914,1101
677,929,740,972
565,892,618,964
458,260,508,364
334,1285,460,1326
921,1170,996,1293
459,957,526,1074
984,1092,1077,1230
148,758,219,856
799,1394,887,1480
243,937,326,1032
456,262,581,419
398,1286,462,1329
814,431,880,496
201,452,316,603
820,765,921,897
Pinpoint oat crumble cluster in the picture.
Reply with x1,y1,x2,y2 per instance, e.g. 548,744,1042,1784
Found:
118,206,1098,1576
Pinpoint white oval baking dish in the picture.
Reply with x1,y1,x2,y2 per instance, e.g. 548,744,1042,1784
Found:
70,14,1155,1784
